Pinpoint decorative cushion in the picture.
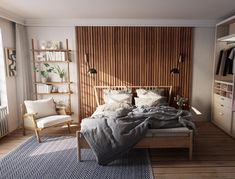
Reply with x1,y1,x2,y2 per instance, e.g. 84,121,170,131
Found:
136,88,164,98
134,97,162,107
103,102,132,111
24,98,57,119
103,89,132,104
92,102,133,117
36,115,72,128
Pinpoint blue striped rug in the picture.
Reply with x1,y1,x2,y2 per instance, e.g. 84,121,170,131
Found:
0,136,153,179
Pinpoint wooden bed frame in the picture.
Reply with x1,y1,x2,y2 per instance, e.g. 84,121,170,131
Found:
77,86,193,161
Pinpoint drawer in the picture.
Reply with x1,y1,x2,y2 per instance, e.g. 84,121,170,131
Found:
214,94,232,108
213,104,232,133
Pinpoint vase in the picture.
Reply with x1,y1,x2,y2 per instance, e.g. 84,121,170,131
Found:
41,77,47,83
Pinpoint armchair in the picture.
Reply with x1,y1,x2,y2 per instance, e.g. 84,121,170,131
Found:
21,98,72,143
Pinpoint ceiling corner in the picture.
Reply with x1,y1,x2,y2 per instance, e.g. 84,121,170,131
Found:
0,7,25,25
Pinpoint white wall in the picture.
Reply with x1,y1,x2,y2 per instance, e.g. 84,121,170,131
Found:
192,27,215,120
27,27,78,122
0,17,18,131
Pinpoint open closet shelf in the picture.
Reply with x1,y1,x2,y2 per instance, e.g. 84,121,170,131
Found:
217,34,235,42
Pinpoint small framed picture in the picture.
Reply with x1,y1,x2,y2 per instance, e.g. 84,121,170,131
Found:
4,48,16,77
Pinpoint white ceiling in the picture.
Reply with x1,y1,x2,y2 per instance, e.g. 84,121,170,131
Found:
0,0,234,26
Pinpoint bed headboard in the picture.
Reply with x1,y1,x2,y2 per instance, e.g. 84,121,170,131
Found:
94,85,172,106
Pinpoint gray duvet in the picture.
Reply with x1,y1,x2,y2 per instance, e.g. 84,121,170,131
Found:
80,105,195,165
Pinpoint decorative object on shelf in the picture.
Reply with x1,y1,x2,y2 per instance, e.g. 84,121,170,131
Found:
52,41,61,49
174,95,188,109
46,84,53,93
34,63,54,83
85,53,97,75
51,86,58,93
39,41,47,49
40,40,62,50
46,41,53,49
4,48,16,77
53,65,65,82
170,53,183,74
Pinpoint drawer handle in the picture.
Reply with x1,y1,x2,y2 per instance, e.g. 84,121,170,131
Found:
220,104,224,107
219,112,224,115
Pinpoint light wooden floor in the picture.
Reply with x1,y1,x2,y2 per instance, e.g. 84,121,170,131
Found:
150,121,235,179
0,121,235,179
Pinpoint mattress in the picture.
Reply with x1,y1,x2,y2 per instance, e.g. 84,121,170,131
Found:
145,127,190,137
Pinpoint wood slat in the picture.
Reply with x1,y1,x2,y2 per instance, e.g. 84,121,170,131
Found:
76,27,193,120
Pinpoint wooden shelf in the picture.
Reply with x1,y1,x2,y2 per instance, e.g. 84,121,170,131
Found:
32,38,72,115
214,87,232,93
33,60,69,63
35,92,73,95
31,49,71,52
34,82,72,85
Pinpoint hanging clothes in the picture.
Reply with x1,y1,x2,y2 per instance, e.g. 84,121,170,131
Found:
216,50,223,75
223,48,233,76
216,47,235,76
220,50,227,76
228,47,235,73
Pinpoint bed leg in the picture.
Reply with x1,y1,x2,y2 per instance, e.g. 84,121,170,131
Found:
76,131,81,162
189,131,193,160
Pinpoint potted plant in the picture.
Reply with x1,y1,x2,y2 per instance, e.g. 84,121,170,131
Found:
53,65,65,82
174,95,188,109
34,63,54,83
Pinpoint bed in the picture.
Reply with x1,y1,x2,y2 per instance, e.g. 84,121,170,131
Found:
76,86,194,165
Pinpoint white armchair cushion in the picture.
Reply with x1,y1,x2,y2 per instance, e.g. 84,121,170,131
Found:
24,98,57,119
36,115,72,128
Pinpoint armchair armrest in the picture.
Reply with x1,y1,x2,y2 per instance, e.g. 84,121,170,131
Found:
23,113,37,128
24,113,37,118
56,106,67,115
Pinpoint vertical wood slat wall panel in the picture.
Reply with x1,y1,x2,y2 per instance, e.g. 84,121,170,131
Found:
76,26,192,121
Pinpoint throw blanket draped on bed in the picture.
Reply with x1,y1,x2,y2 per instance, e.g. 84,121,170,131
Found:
80,106,195,165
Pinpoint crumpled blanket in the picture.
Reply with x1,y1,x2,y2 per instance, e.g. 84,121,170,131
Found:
80,105,195,165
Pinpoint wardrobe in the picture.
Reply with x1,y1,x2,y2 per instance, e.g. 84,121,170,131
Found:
212,15,235,138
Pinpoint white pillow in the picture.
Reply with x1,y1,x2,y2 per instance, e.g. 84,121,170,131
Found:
103,102,132,111
24,98,57,119
103,89,132,104
134,97,162,108
136,88,164,98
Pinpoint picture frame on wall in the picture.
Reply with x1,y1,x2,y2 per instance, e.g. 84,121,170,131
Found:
4,48,16,77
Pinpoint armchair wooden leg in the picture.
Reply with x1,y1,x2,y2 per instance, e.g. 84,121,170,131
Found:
35,129,41,143
67,123,71,133
76,131,81,162
22,126,26,136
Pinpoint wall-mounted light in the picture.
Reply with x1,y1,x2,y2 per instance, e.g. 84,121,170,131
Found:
170,53,183,75
170,68,180,74
85,53,97,75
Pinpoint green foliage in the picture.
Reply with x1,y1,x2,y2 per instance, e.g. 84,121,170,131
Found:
53,65,65,79
34,63,54,78
174,95,188,109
